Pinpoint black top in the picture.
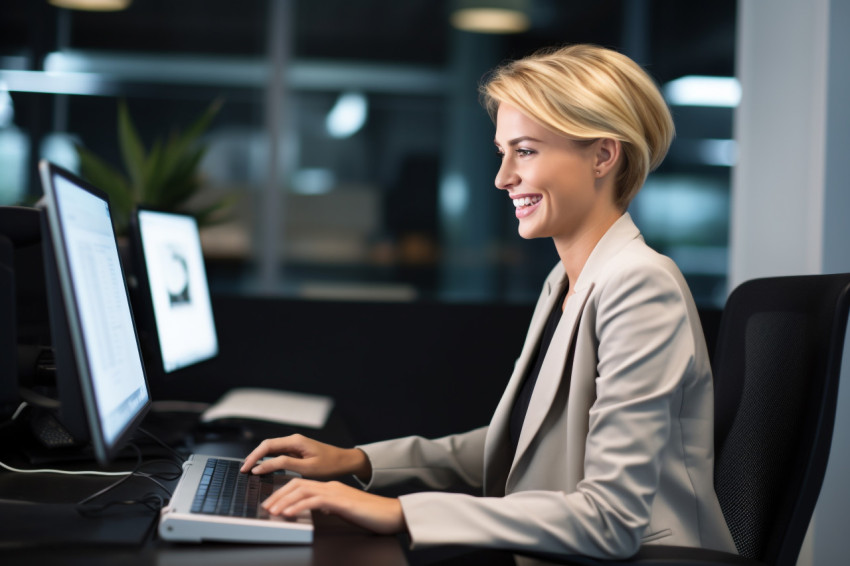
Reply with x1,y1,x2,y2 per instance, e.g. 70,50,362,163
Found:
509,284,570,458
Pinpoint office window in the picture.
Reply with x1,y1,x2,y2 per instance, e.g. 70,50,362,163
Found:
0,0,737,307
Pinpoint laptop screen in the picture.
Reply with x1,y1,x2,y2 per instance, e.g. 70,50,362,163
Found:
134,209,218,373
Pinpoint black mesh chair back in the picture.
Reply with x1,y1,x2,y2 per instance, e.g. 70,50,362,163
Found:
712,273,850,566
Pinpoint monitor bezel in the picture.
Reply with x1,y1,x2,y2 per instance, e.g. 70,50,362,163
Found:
37,160,151,466
128,205,219,379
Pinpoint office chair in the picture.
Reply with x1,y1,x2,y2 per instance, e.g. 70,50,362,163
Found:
556,273,850,566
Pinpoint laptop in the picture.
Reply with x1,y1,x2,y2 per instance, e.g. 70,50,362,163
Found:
37,161,313,544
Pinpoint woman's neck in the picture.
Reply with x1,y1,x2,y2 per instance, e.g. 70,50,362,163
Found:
553,209,622,296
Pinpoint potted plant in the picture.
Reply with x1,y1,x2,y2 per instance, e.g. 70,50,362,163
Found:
75,98,235,235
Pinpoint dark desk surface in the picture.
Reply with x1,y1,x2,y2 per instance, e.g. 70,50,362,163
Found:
0,408,569,566
0,461,530,566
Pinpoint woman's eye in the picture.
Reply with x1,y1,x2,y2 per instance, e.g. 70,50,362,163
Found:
495,148,534,159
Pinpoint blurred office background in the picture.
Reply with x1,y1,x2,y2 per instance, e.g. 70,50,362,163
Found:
0,0,737,307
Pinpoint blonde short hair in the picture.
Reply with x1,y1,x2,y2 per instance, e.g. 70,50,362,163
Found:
481,44,674,209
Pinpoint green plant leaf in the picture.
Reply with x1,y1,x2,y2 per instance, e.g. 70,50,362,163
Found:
141,139,165,205
75,98,228,231
76,144,133,209
155,134,189,202
76,144,134,233
147,134,203,210
165,145,207,206
170,98,223,159
117,100,146,199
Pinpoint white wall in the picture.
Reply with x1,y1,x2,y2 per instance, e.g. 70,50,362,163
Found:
731,1,850,565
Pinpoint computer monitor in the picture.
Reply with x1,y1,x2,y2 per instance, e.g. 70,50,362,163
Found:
37,160,151,466
0,206,48,422
128,208,218,377
0,220,19,420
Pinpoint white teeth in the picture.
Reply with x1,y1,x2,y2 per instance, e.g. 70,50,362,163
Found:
513,196,541,208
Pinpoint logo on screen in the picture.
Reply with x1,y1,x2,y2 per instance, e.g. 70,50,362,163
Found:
162,246,191,306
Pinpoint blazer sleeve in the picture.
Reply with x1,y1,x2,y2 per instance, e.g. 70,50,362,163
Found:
357,426,488,491
397,260,701,559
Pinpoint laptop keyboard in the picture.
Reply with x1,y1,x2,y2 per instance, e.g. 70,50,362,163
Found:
190,457,276,518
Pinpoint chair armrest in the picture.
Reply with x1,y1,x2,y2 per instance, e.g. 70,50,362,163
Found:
519,545,759,566
404,543,759,566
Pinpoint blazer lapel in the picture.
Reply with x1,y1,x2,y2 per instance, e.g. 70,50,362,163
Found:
506,284,592,492
483,267,566,495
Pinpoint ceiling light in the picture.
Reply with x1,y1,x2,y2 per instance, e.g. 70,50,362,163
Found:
450,0,530,34
48,0,132,11
663,76,741,107
326,92,368,139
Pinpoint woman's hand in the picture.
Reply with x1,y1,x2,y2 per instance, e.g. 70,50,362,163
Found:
263,478,405,535
240,434,372,481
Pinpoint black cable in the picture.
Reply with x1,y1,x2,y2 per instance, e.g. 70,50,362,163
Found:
75,443,177,517
76,491,166,516
136,426,188,464
75,443,144,516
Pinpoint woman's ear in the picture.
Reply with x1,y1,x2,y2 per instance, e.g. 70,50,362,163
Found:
594,138,621,177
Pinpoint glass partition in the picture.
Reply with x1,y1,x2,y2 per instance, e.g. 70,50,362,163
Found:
0,0,737,307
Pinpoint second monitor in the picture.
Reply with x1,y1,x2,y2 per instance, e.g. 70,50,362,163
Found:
128,208,219,378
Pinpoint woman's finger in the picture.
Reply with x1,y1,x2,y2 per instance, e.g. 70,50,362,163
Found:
261,479,405,535
240,435,309,473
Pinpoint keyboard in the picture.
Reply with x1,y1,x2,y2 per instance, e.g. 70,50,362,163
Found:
191,457,275,518
158,454,313,544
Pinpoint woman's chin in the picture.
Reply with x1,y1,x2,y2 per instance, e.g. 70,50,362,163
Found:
517,223,543,240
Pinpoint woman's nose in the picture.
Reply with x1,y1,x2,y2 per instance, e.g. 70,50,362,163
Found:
495,159,518,190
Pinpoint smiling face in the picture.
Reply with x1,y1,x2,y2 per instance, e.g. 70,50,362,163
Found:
494,103,618,245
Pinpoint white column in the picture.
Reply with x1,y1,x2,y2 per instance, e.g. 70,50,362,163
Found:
730,0,828,285
731,1,850,565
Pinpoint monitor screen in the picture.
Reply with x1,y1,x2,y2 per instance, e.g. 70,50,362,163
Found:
131,208,218,374
38,160,150,465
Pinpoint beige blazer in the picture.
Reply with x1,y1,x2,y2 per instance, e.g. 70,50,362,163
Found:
359,213,736,559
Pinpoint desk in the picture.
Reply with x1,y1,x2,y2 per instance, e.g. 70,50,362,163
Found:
0,409,572,566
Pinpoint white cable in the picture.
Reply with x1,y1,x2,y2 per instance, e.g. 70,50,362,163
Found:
0,460,130,477
2,401,130,476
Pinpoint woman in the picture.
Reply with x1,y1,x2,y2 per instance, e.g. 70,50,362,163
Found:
240,44,737,559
